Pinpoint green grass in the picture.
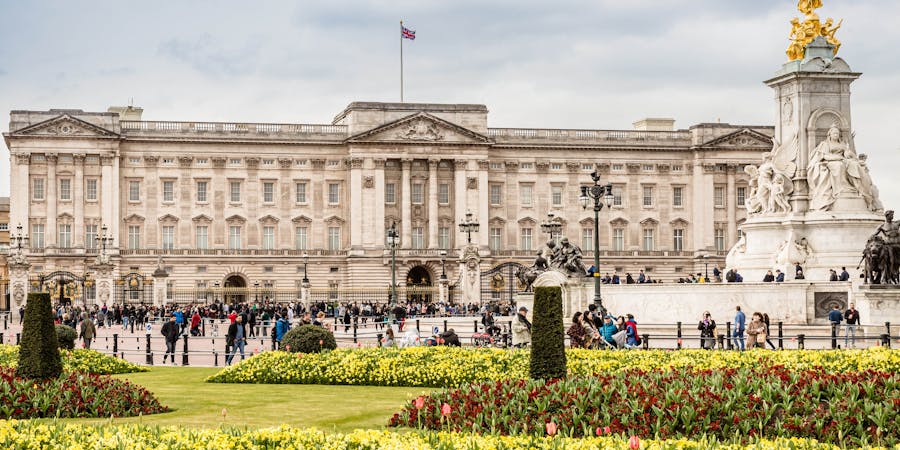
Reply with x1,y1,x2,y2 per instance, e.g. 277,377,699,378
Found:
65,367,435,432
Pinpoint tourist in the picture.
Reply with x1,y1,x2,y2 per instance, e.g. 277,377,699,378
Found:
18,306,24,325
599,315,619,348
697,311,716,350
829,269,839,281
844,303,860,349
613,316,628,347
624,314,641,348
638,270,646,283
746,312,767,349
190,310,202,336
725,268,736,282
762,313,777,350
795,268,805,280
828,305,843,333
227,309,237,324
582,310,600,348
840,267,851,281
275,313,291,347
440,328,461,347
225,315,247,365
775,270,785,282
713,266,722,282
763,270,775,282
732,306,746,351
78,313,96,350
611,273,620,284
512,306,532,348
625,273,635,284
383,328,396,347
161,314,179,365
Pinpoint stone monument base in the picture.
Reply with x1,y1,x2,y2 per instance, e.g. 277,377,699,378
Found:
532,270,592,318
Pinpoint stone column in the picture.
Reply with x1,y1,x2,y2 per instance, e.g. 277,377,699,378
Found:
374,158,386,248
73,154,85,249
691,156,708,251
152,266,169,307
477,160,490,248
454,160,468,248
726,165,737,246
46,154,58,248
427,158,439,248
458,246,481,304
349,157,364,252
110,156,122,248
8,261,31,308
400,159,412,249
10,154,30,230
100,156,116,247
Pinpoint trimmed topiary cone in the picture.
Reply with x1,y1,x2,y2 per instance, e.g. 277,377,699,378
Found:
529,286,567,380
16,292,63,379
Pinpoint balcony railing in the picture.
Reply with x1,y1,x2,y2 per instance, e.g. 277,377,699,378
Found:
120,120,347,138
491,249,707,258
487,128,691,146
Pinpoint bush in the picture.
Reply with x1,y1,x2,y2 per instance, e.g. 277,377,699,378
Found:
390,367,900,446
16,293,62,379
529,286,566,380
280,325,337,353
55,324,77,350
0,367,167,418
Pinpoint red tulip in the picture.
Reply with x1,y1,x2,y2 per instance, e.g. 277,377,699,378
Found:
629,435,640,449
441,403,451,416
414,396,425,410
545,421,557,436
319,339,324,346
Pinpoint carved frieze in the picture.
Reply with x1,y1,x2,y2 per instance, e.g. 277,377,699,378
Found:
566,162,580,173
178,156,193,168
626,163,641,174
454,160,469,170
15,154,31,164
657,163,671,173
364,176,375,188
349,157,364,169
212,157,227,168
143,155,159,167
595,163,610,174
374,158,387,168
505,161,520,172
278,158,293,168
396,118,444,141
535,161,549,172
467,177,478,189
245,157,260,169
100,156,115,166
477,160,490,170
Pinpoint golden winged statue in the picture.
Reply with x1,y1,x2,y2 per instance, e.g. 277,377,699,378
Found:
786,0,841,61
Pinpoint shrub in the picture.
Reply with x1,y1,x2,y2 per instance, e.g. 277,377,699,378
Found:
530,286,566,380
0,367,167,419
390,367,900,446
55,324,77,350
280,324,337,353
16,293,62,379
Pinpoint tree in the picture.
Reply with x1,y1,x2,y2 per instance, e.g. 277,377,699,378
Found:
16,293,63,379
529,286,567,380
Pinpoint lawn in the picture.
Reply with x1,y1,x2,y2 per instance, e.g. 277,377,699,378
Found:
68,367,435,432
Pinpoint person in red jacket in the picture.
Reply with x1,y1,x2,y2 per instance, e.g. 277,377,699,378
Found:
228,310,237,324
190,310,202,336
624,314,642,348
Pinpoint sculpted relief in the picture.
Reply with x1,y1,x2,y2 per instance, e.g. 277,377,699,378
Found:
807,124,881,212
746,135,797,215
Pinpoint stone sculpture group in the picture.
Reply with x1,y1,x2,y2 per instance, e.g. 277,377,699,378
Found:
516,237,586,292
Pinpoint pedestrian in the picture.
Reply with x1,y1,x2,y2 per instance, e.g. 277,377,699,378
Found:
844,303,860,349
732,306,746,351
78,313,96,350
567,312,587,348
190,309,202,336
226,315,247,365
762,313,777,350
275,313,291,348
746,312,767,349
828,304,843,338
161,314,179,365
829,269,839,282
697,311,716,349
839,267,851,282
775,270,785,282
763,270,775,282
599,315,619,348
624,314,641,349
382,328,396,347
18,306,24,325
511,306,532,348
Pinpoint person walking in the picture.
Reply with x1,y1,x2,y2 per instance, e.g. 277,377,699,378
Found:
698,311,717,350
161,314,180,365
226,315,247,365
511,306,532,348
844,303,860,349
746,312,767,349
762,313,777,350
828,304,843,342
78,313,96,350
732,306,746,351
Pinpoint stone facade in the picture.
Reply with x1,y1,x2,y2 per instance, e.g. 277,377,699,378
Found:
4,102,771,304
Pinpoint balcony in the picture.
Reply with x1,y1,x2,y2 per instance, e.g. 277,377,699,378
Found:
117,248,348,257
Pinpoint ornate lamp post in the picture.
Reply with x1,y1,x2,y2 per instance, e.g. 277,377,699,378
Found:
386,222,401,308
253,280,260,303
702,254,710,281
540,212,563,242
458,211,480,244
440,250,448,281
11,223,29,252
302,252,310,284
579,171,614,312
213,281,220,304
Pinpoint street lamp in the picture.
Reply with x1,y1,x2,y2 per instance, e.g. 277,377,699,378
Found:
458,211,480,244
702,254,710,281
302,252,310,284
253,280,260,303
579,171,614,313
386,222,401,308
439,250,448,281
540,212,563,242
11,223,29,251
213,281,220,303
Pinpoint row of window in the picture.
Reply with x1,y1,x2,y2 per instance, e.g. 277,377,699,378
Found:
125,180,341,205
491,226,729,252
31,179,99,201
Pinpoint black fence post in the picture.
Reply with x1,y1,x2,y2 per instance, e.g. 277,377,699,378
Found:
831,323,838,349
641,334,649,350
271,327,276,351
352,323,358,344
214,351,219,366
3,315,6,330
0,334,4,345
182,335,189,366
726,322,733,350
886,322,892,339
202,319,206,337
112,333,118,354
145,334,153,365
474,320,479,333
716,334,724,350
443,320,448,333
777,322,784,350
130,319,135,334
16,333,21,345
416,319,420,333
798,333,805,350
676,322,682,350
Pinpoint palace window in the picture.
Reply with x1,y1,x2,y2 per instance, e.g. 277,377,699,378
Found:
85,224,97,250
59,179,71,201
58,224,71,248
438,227,450,249
550,163,563,170
385,183,396,204
294,226,308,250
672,165,684,172
642,164,654,172
520,162,534,169
161,226,175,250
85,179,98,201
612,164,624,172
263,182,275,203
582,163,594,171
196,181,208,203
438,183,450,204
612,228,625,251
412,227,425,249
196,226,208,249
714,186,726,208
32,178,44,201
737,187,746,207
328,183,340,205
490,184,502,206
490,162,504,170
162,181,175,202
129,181,141,202
31,224,45,249
295,182,307,203
715,227,726,251
229,226,242,249
612,186,624,206
520,184,533,206
521,228,533,251
673,229,684,252
128,226,141,249
490,227,502,251
673,186,683,208
230,181,241,203
582,227,594,251
262,226,275,250
411,183,424,204
328,226,341,250
643,186,654,207
551,185,564,207
643,228,655,251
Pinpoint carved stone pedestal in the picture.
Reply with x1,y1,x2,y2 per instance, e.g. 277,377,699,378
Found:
8,261,31,308
88,262,116,306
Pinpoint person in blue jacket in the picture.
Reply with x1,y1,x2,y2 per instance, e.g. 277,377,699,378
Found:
599,315,619,348
275,313,291,348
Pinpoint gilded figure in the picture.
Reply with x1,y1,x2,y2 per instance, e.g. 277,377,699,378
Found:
786,0,841,61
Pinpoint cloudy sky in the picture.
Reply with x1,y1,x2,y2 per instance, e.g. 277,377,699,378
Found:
2,0,899,205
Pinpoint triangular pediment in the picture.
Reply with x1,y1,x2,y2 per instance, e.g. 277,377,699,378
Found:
346,112,491,145
699,128,773,149
12,115,119,138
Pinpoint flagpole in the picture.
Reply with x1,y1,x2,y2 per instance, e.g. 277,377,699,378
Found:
400,20,404,103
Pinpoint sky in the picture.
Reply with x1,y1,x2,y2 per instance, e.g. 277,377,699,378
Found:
1,0,899,206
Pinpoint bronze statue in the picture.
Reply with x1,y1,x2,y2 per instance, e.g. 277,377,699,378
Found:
862,210,900,284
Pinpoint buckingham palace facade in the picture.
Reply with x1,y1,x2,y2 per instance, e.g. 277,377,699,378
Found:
3,102,773,306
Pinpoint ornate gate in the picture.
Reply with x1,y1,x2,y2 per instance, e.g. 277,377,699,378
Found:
29,271,91,307
480,262,526,306
116,272,153,305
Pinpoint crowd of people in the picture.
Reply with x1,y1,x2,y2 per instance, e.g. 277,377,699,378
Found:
565,306,642,350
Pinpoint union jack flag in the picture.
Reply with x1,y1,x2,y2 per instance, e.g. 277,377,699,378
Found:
401,25,416,40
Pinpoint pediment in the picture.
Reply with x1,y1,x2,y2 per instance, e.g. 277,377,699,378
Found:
346,112,491,145
12,115,119,138
157,214,180,223
225,214,246,224
192,214,213,223
123,214,145,223
324,215,345,224
700,128,773,149
291,215,312,224
258,214,280,223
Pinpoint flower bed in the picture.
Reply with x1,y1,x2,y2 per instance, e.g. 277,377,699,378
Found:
0,367,167,419
0,344,146,375
0,421,888,449
389,367,900,446
207,346,900,387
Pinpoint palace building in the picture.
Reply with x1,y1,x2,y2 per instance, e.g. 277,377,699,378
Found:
3,102,772,308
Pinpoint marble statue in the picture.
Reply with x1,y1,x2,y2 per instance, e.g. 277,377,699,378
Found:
746,136,796,215
808,124,872,211
552,237,586,277
787,0,841,61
